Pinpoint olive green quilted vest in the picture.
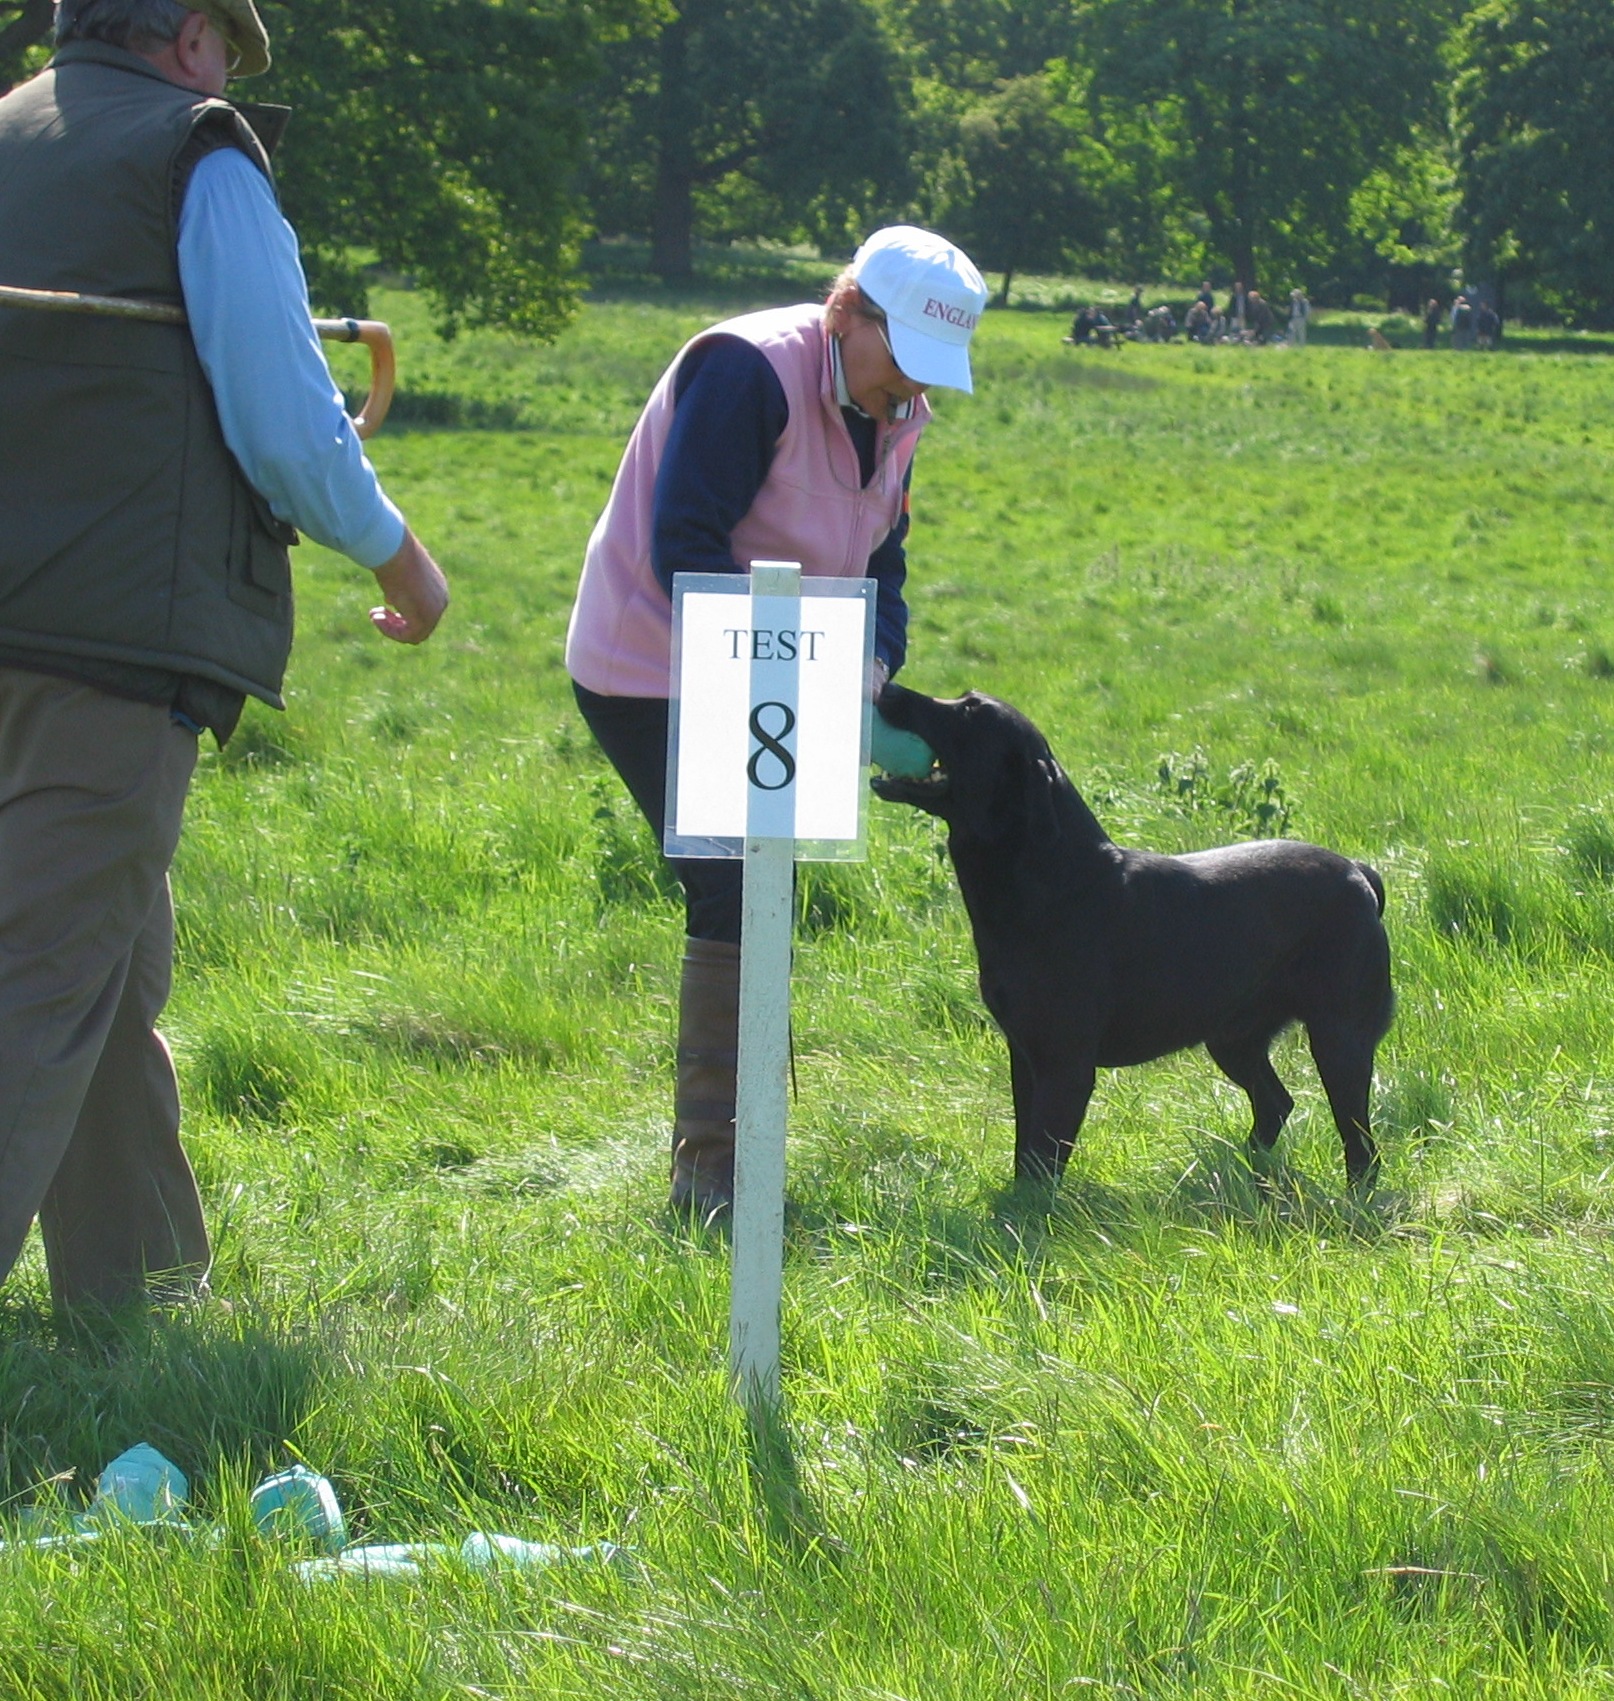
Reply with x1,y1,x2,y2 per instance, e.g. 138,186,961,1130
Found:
0,42,296,706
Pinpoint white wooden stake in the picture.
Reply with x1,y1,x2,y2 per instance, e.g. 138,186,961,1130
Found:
730,831,793,1406
729,561,799,1408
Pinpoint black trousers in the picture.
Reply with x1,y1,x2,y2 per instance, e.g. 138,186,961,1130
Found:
573,681,743,945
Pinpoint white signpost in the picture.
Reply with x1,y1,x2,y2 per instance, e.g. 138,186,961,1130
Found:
667,562,874,1406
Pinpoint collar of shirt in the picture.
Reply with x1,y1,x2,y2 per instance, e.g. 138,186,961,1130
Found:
829,332,915,422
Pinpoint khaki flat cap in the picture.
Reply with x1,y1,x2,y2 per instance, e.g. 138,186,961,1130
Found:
195,0,271,77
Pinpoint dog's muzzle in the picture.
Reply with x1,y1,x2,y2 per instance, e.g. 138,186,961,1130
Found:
871,762,950,806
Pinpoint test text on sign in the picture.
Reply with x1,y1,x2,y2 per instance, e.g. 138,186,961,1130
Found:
724,628,827,662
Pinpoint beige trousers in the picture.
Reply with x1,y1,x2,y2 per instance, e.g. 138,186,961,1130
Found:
0,667,204,1310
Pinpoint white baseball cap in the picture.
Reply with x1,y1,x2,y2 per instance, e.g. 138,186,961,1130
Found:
849,226,989,393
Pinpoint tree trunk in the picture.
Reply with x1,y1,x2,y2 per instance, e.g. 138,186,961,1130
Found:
649,14,695,283
1226,20,1258,297
997,267,1014,308
1231,236,1257,301
651,162,694,284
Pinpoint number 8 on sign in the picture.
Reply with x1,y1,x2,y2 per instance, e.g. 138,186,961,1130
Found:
747,701,796,791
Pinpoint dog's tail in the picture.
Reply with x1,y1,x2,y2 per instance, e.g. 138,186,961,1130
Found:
1353,860,1386,917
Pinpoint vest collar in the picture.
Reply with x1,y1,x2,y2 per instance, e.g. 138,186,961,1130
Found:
50,39,190,88
48,40,290,157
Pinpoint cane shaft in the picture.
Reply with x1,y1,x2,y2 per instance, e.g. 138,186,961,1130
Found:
0,283,395,438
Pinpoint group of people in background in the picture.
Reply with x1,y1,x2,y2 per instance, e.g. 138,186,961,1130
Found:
1069,281,1508,354
1424,293,1502,350
1067,280,1311,349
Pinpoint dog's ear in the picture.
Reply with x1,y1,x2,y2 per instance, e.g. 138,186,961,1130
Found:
953,743,1058,844
1030,755,1065,841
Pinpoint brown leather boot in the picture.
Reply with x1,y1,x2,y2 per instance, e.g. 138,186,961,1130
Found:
671,937,740,1217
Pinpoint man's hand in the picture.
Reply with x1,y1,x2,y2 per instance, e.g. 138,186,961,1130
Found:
370,529,449,644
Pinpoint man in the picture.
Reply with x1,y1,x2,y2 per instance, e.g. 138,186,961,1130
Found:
0,0,449,1308
1287,288,1309,347
566,225,987,1219
1244,289,1275,343
1451,294,1474,351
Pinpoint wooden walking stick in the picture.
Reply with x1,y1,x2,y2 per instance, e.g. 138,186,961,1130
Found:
0,282,397,438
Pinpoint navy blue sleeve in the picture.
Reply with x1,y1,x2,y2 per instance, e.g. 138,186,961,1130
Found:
867,462,912,676
650,336,790,599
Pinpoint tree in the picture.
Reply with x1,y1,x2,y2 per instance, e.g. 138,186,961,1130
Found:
0,0,49,91
879,0,1077,92
1455,0,1614,324
586,0,911,282
1343,133,1459,308
256,0,654,335
1077,0,1455,292
2,0,648,338
923,74,1099,304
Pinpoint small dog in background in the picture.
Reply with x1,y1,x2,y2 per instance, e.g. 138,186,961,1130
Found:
872,685,1394,1190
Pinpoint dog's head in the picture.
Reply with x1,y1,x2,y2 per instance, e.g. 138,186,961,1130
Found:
871,683,1075,845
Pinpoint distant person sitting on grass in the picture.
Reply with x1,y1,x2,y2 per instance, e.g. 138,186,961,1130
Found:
1184,299,1212,343
1066,306,1115,347
565,226,987,1222
0,0,449,1311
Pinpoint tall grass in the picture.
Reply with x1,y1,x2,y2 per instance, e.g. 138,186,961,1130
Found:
7,273,1614,1695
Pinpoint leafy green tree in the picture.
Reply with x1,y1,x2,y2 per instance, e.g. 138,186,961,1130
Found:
1078,0,1455,292
2,0,647,337
256,0,650,336
879,0,1076,92
0,0,52,90
1343,131,1459,306
1455,0,1614,323
586,0,910,281
924,73,1098,304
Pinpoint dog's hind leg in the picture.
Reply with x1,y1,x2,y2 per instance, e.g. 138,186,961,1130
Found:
1206,1034,1294,1169
1306,1021,1379,1191
1010,1044,1095,1182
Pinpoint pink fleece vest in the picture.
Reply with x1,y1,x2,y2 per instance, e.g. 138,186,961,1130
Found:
565,303,928,698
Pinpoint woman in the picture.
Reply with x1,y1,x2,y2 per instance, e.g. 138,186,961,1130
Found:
566,226,987,1218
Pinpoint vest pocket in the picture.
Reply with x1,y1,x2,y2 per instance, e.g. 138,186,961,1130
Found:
225,476,294,617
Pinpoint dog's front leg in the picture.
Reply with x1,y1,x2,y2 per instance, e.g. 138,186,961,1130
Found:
1011,1048,1095,1182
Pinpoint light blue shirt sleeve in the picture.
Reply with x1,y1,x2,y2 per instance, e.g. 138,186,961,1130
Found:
176,147,406,570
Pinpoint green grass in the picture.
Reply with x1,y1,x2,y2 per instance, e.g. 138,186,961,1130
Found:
8,269,1614,1695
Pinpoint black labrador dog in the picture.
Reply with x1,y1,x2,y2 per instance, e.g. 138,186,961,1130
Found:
872,684,1394,1190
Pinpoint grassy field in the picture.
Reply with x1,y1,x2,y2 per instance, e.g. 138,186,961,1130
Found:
7,262,1614,1696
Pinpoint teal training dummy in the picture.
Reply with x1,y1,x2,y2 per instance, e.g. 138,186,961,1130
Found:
870,706,935,777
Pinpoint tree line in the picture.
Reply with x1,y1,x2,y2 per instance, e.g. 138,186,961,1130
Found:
2,0,1609,335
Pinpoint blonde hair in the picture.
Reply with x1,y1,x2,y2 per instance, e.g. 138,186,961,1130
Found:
825,270,889,326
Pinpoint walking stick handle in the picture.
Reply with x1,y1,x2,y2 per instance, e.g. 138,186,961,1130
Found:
310,317,395,439
0,284,396,439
